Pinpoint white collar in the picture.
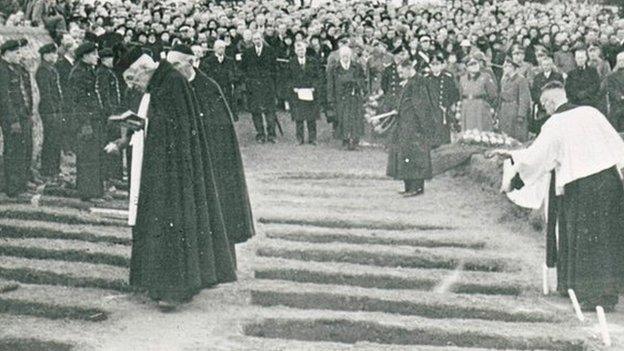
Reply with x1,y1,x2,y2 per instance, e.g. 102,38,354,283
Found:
340,60,350,69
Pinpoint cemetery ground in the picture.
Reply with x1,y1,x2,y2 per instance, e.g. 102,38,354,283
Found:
0,112,623,351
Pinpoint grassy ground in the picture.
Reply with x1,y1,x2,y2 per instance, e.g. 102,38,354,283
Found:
0,111,621,350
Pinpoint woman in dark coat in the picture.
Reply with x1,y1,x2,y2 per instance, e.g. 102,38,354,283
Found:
327,46,367,150
387,62,437,197
288,41,322,145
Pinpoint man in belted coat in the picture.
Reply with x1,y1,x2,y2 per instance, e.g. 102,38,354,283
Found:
0,39,33,197
35,43,64,179
425,52,460,146
200,40,239,120
288,41,322,145
67,42,105,201
241,31,278,143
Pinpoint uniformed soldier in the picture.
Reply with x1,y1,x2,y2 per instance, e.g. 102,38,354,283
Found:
35,43,64,180
381,49,407,110
0,39,33,197
97,48,123,183
67,42,105,201
425,52,460,146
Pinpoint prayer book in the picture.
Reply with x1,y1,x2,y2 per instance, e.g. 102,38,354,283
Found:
109,110,145,131
296,88,314,101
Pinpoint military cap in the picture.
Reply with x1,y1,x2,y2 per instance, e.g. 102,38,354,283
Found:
430,51,446,63
0,38,27,55
75,41,98,60
38,43,58,56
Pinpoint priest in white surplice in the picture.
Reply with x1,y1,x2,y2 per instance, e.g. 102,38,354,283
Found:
492,81,624,312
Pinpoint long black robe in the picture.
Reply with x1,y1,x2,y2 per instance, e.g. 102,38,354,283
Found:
191,69,255,245
130,61,236,303
513,103,624,309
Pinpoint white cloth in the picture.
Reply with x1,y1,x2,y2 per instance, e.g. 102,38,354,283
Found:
510,106,624,196
298,58,306,66
296,88,314,101
502,159,551,209
128,93,150,226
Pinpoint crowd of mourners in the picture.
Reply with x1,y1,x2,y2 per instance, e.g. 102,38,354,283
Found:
1,0,624,198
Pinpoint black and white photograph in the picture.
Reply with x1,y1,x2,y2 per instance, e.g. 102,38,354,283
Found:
0,0,623,349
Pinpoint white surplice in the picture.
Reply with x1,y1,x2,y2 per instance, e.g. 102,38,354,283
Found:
509,106,624,199
128,93,150,226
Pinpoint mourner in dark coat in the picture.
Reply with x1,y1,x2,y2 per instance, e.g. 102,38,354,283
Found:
600,52,624,132
56,33,76,151
381,51,406,110
387,62,437,197
199,40,240,120
97,48,123,182
425,53,460,146
67,42,105,200
241,31,279,143
327,46,367,150
35,43,64,179
113,49,237,309
565,48,602,109
288,41,322,145
0,39,32,197
530,55,564,134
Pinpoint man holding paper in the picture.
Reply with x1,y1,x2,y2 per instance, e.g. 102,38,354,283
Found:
288,41,322,145
494,81,624,312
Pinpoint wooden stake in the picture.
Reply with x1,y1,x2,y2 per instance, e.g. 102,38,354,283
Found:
568,289,585,322
596,306,612,347
542,264,549,295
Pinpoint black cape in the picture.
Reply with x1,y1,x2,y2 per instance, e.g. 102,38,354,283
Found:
130,61,236,302
191,69,255,244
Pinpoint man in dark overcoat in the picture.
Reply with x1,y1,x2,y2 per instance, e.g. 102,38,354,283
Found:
601,52,624,132
386,61,437,197
35,43,64,179
425,52,460,146
241,31,278,143
97,48,123,182
199,40,239,120
565,47,602,109
530,55,564,134
55,33,76,152
67,42,104,201
288,41,322,145
0,39,32,197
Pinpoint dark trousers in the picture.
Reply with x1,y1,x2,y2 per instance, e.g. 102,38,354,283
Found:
296,120,316,143
2,129,29,197
251,109,277,139
404,179,424,192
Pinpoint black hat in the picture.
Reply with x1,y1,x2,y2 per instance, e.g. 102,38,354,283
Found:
117,46,147,72
0,38,27,55
75,41,98,60
100,48,114,58
171,43,194,55
430,51,446,63
38,43,57,56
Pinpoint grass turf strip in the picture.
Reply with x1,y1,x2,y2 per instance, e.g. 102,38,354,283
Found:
0,298,108,321
258,217,452,231
0,338,74,351
0,267,131,292
0,219,131,245
0,245,129,267
0,206,126,227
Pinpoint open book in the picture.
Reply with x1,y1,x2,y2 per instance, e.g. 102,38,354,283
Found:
108,110,145,132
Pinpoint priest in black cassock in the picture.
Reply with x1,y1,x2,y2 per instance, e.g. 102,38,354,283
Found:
495,82,624,312
167,44,255,265
109,48,237,311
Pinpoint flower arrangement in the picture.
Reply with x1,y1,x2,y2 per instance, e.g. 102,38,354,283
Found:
364,90,398,134
456,129,521,148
